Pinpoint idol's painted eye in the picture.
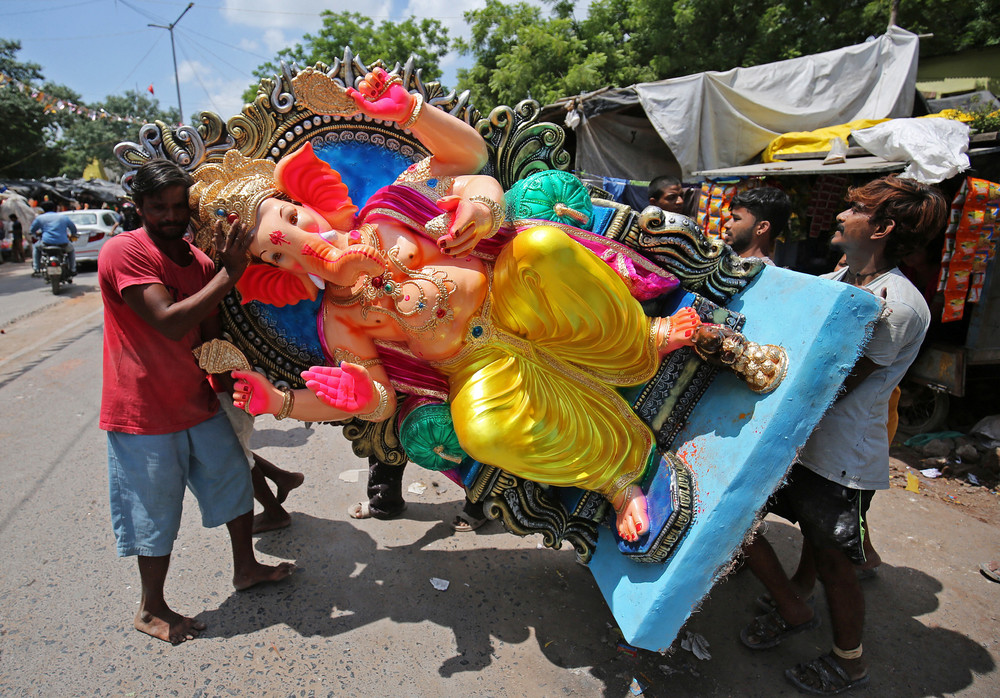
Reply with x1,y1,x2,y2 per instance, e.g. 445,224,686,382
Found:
271,252,282,264
289,211,298,225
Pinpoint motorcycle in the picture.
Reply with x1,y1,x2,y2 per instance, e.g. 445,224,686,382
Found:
40,244,73,295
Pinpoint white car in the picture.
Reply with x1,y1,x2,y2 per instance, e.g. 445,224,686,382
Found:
63,209,121,265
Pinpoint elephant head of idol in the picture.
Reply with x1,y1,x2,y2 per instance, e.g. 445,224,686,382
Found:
190,143,385,306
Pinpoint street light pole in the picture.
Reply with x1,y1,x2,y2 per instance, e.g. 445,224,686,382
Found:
149,2,194,124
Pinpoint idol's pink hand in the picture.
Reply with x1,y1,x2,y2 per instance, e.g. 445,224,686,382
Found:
301,362,375,413
435,195,489,257
345,68,414,123
231,370,281,416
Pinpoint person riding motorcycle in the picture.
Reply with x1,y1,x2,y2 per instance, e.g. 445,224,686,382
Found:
31,201,77,277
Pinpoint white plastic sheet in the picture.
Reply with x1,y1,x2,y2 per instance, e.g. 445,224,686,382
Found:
575,27,920,180
852,118,970,183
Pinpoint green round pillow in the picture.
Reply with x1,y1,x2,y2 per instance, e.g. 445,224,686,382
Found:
398,403,468,471
505,170,593,230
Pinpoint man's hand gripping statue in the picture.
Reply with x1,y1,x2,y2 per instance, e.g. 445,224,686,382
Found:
202,68,704,544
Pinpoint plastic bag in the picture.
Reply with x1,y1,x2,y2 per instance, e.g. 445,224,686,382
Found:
852,118,970,184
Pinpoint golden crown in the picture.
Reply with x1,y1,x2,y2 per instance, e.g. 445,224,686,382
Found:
189,149,280,251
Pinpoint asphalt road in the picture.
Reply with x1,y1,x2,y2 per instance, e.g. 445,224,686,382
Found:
0,260,997,696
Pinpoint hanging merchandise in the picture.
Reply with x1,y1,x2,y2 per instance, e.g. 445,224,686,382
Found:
806,175,850,238
938,177,999,322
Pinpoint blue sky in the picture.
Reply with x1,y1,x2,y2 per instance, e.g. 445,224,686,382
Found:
4,0,490,123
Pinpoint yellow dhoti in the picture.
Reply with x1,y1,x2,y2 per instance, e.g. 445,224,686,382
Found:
433,226,661,502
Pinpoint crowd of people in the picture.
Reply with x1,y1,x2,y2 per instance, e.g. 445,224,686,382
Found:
90,72,957,695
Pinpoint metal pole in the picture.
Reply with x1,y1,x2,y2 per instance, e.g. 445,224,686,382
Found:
168,29,182,121
149,2,194,124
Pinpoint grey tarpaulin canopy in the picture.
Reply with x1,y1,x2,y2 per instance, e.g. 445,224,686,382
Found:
0,177,126,205
546,26,920,181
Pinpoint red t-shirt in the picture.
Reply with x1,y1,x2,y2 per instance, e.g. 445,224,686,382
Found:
98,229,220,434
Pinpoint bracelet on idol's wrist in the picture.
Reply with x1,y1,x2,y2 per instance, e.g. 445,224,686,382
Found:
468,195,504,239
358,381,391,421
275,387,295,420
400,94,424,129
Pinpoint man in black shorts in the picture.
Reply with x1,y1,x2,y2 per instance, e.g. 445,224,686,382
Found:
739,175,946,695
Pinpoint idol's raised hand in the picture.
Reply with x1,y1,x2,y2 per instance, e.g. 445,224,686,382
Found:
301,362,376,413
345,68,415,124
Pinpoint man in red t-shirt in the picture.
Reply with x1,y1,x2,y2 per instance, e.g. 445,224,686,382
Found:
98,158,294,645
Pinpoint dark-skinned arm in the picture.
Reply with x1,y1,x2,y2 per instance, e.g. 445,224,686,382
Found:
839,355,880,398
122,220,252,342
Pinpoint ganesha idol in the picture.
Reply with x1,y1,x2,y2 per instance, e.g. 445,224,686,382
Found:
186,71,783,544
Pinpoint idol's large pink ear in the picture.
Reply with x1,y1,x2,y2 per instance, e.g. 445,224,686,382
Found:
274,142,358,230
235,264,318,307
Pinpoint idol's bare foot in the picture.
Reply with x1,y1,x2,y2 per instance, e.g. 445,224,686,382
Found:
252,510,291,534
233,561,296,591
612,485,650,542
134,605,206,645
656,307,701,357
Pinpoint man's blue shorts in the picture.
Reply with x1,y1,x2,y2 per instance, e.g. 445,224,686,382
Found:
107,410,254,557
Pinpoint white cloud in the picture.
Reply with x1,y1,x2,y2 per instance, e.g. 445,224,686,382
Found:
221,0,361,30
176,59,252,122
401,0,482,40
261,29,292,55
237,37,260,53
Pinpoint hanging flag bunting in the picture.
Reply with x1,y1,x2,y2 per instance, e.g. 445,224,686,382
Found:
0,70,144,124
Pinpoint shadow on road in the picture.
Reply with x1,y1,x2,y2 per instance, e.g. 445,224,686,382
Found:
197,511,613,679
191,515,993,696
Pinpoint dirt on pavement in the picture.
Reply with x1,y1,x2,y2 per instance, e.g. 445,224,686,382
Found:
890,444,1000,528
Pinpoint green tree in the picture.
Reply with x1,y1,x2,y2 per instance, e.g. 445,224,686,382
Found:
456,0,1000,109
55,90,179,178
244,11,451,103
0,39,62,178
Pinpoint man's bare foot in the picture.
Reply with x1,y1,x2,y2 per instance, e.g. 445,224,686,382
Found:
252,510,291,534
274,471,304,504
233,561,296,591
656,307,701,356
134,606,206,645
612,485,649,542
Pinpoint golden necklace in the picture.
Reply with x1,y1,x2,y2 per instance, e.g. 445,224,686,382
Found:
325,224,455,335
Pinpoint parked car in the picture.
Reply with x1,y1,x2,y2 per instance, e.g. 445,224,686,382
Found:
63,209,121,265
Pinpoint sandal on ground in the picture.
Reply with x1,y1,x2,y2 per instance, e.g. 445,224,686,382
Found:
981,561,1000,583
740,608,820,650
450,512,487,532
348,501,406,520
785,653,870,695
755,592,816,614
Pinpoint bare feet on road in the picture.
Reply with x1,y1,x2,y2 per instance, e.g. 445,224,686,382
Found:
233,561,296,591
134,606,207,645
253,510,291,534
275,471,305,504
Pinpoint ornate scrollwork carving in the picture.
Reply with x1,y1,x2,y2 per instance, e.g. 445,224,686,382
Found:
477,100,571,191
471,465,608,563
619,205,764,305
341,416,407,466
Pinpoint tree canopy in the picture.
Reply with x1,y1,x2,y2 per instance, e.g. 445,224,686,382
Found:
1,39,61,178
454,0,1000,109
243,11,451,103
1,39,177,180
